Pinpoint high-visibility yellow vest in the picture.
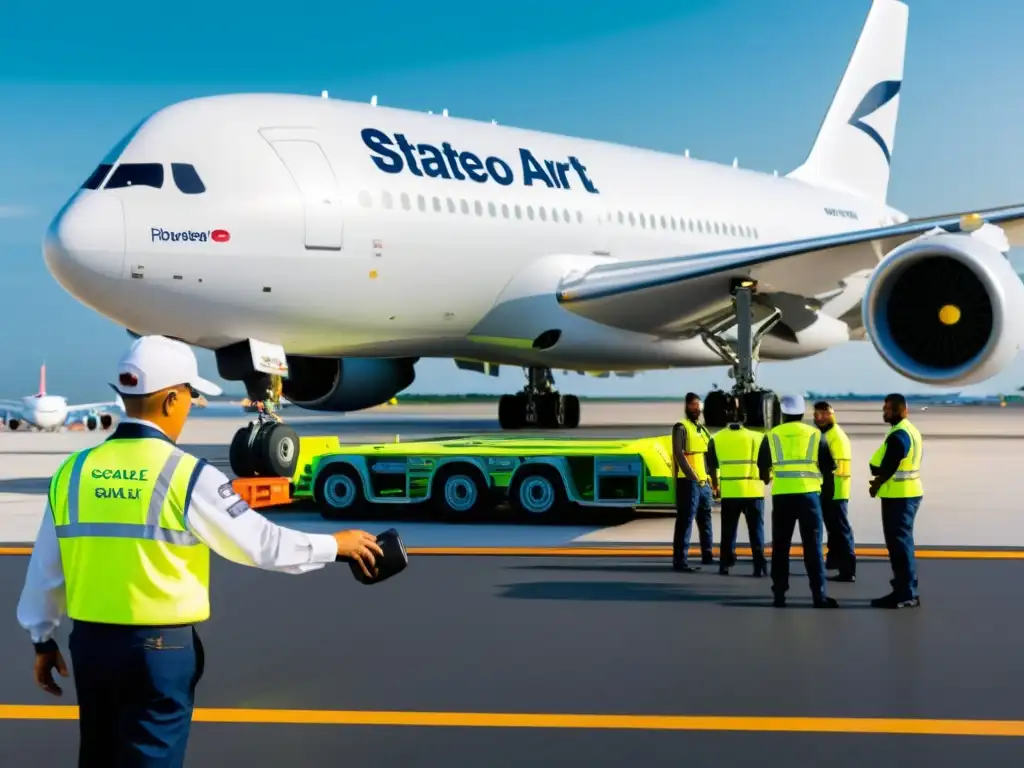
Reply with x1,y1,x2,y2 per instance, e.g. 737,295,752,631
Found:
869,419,923,498
823,423,852,501
676,418,711,482
48,437,211,625
766,420,822,495
712,425,765,499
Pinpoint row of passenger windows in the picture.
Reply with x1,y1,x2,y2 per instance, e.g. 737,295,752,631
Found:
356,189,760,239
80,163,207,195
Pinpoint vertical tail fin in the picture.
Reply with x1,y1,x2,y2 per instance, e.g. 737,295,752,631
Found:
787,0,909,202
39,363,46,396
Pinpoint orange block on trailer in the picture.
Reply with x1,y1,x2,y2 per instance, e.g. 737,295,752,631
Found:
232,477,293,509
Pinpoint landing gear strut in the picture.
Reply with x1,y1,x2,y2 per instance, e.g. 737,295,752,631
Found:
228,374,300,478
699,281,783,431
498,367,581,429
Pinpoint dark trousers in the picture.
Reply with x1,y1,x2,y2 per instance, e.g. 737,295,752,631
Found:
770,493,827,601
673,478,714,565
881,496,922,600
719,497,766,570
69,621,205,767
823,498,856,576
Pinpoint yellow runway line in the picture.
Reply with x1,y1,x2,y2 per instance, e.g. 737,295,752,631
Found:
2,545,1024,559
1,706,1023,736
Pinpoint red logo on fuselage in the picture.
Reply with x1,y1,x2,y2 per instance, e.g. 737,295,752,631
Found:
211,229,230,242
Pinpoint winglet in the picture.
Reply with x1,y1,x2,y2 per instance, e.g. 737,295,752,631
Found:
787,0,909,203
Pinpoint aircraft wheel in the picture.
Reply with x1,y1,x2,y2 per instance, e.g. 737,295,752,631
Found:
229,425,258,478
431,464,491,519
256,422,300,478
741,389,781,430
314,463,366,520
508,465,568,518
498,394,524,429
562,395,581,428
537,393,566,429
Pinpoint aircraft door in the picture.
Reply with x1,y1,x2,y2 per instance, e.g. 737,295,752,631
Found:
262,130,343,251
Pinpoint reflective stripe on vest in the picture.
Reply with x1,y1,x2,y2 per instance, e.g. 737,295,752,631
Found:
712,426,765,499
678,418,710,482
823,424,852,501
767,421,822,495
869,420,924,498
49,437,211,625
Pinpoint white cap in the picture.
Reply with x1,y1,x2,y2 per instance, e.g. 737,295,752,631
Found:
111,335,223,397
780,394,806,416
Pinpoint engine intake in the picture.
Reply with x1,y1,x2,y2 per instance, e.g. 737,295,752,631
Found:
863,232,1024,385
280,356,416,412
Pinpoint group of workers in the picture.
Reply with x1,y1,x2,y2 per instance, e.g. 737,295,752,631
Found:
671,391,923,609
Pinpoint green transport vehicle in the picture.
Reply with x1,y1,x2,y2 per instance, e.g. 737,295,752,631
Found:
287,433,693,520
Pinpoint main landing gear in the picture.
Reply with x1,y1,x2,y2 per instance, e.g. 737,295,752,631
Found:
699,280,784,431
228,374,300,479
498,367,581,429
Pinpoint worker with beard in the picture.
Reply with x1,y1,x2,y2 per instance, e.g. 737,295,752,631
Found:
671,392,715,571
813,401,856,582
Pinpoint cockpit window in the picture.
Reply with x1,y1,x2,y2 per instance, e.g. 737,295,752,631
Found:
171,163,206,194
104,163,164,190
81,164,113,190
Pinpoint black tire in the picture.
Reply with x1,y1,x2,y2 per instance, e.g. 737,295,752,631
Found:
508,465,569,518
255,422,300,477
562,395,581,428
314,463,366,520
703,390,729,429
430,464,491,519
498,394,523,429
741,390,780,430
537,394,566,429
229,425,257,478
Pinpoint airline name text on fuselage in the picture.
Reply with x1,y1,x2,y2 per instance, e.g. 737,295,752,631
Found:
360,128,600,194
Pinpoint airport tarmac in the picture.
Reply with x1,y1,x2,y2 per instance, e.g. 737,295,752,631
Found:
1,401,1022,764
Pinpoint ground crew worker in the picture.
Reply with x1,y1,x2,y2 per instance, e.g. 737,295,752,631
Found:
671,392,715,571
16,335,384,766
706,395,767,577
813,400,856,582
868,393,923,609
759,394,838,608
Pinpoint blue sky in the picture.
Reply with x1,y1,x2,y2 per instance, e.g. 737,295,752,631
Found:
3,0,1024,401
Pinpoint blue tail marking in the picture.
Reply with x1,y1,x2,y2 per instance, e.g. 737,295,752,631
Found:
847,80,902,165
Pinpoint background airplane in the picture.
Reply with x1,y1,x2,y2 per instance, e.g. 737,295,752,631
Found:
0,364,124,432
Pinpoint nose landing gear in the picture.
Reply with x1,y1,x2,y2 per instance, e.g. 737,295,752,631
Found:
699,281,783,431
229,374,300,479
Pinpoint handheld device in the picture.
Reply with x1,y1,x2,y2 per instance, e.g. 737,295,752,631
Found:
340,528,408,585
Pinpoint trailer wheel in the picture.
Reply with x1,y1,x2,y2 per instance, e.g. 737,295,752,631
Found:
314,464,366,520
508,465,567,517
431,464,490,519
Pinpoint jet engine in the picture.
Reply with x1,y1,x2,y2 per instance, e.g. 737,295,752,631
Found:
280,356,416,411
84,415,98,431
862,232,1024,385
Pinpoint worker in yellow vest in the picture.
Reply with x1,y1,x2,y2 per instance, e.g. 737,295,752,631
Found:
868,393,923,609
706,395,767,577
670,392,715,571
16,335,384,765
812,400,856,582
760,394,838,608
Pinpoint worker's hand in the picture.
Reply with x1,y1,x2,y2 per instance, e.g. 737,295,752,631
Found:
34,647,69,697
868,478,883,498
333,530,385,579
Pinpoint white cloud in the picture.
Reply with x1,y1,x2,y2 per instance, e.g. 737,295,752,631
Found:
0,205,33,218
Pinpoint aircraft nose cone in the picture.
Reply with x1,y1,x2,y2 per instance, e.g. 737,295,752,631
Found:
43,192,126,294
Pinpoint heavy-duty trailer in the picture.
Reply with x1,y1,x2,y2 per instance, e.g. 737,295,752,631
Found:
288,434,692,520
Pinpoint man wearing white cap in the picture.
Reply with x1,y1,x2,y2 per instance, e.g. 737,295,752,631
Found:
17,335,384,766
758,393,838,608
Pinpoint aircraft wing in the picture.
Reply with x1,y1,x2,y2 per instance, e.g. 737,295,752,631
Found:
64,399,124,422
556,204,1024,336
0,400,27,420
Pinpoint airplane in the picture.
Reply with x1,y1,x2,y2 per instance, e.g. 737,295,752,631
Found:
0,364,124,432
39,0,1024,478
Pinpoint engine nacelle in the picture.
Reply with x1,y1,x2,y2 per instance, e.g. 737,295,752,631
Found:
281,356,416,412
100,413,113,430
84,415,98,431
862,232,1024,385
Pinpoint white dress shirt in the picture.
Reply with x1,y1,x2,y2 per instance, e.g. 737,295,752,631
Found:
17,417,339,644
